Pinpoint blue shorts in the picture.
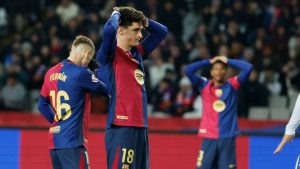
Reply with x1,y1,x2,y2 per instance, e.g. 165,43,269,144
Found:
50,146,89,169
196,138,236,169
105,125,149,169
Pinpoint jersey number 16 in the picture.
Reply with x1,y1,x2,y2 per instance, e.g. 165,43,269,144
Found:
50,90,72,122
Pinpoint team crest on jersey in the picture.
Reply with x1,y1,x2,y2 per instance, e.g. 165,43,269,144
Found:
134,69,144,85
213,100,226,112
215,89,223,97
91,74,99,83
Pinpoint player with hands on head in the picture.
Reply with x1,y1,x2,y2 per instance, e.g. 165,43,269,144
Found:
185,55,253,169
96,6,168,169
38,35,108,169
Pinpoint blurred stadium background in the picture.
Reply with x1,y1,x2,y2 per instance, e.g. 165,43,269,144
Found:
0,0,300,168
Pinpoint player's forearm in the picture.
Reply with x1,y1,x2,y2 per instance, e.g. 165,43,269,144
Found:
96,13,119,63
38,96,54,124
95,81,109,96
184,60,210,85
286,94,300,135
146,19,168,39
105,12,120,34
228,59,253,84
185,60,210,75
141,19,168,55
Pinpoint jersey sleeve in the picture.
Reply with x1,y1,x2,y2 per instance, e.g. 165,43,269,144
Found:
227,59,253,86
286,94,300,135
77,68,108,96
139,19,168,60
38,73,55,123
96,12,120,64
38,95,55,124
184,60,210,90
40,77,49,97
228,77,240,90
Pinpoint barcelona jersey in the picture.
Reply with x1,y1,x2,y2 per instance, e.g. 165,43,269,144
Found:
97,12,168,128
39,59,107,149
185,59,252,138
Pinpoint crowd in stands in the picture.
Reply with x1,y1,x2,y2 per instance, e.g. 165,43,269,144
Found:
0,0,300,118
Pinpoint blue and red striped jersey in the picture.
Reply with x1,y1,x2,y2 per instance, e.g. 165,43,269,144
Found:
97,13,168,128
38,59,107,149
185,59,253,138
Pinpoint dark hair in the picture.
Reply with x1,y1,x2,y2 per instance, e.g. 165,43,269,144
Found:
72,35,95,52
114,7,148,27
212,60,228,69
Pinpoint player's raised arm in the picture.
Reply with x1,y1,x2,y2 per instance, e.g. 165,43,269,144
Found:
226,58,253,85
77,68,108,96
184,59,211,89
96,10,120,64
274,94,300,154
139,19,168,59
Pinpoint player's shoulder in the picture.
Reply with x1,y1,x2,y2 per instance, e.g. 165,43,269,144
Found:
45,62,64,76
227,76,240,89
66,64,92,79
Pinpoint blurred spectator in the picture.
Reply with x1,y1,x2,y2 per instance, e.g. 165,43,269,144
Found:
158,0,182,36
0,5,7,37
56,0,80,26
0,74,26,110
259,66,282,95
99,0,116,21
183,95,203,119
174,76,195,116
238,70,270,117
152,79,175,114
181,6,201,43
149,49,174,89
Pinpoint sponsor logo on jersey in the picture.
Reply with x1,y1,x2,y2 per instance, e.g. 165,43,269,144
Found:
199,128,207,133
215,89,223,97
91,74,99,83
117,115,128,120
213,100,226,112
134,69,144,85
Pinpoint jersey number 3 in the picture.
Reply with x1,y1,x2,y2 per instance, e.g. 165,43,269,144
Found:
50,90,72,121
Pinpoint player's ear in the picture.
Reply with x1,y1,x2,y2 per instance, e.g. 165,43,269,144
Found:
118,26,125,36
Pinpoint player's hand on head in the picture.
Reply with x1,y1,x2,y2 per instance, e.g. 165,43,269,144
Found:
210,57,218,64
214,56,228,63
273,134,295,154
111,7,121,17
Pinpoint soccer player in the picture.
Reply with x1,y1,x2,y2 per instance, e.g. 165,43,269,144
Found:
38,35,108,169
274,94,300,168
184,56,252,169
96,7,167,169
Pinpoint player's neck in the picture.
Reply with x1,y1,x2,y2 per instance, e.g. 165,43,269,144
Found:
213,80,225,87
117,41,131,52
67,56,80,65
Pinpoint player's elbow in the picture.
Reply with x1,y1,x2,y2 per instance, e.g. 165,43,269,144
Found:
161,25,168,37
157,25,168,40
245,62,253,74
95,83,108,96
184,66,191,76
